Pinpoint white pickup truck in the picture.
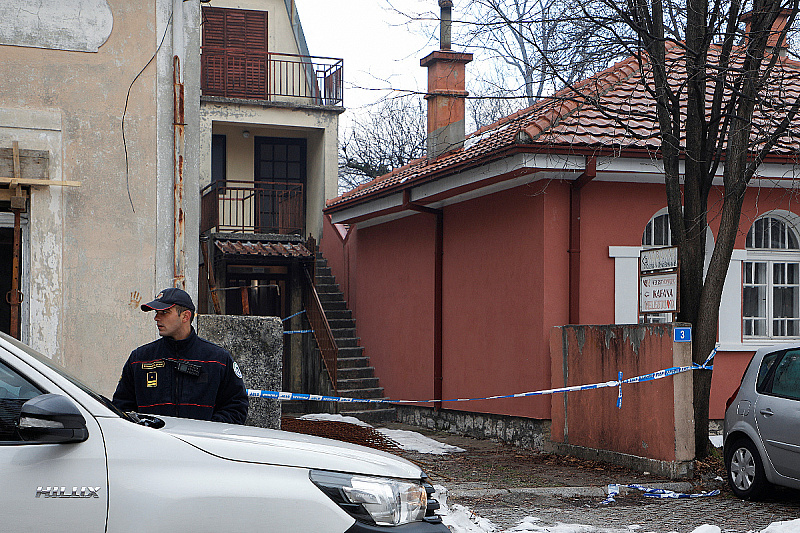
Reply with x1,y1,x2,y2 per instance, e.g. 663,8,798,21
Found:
0,333,449,532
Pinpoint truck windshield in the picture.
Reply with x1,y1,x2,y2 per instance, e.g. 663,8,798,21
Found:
0,332,134,422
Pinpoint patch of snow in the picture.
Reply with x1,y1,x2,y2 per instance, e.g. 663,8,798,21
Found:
689,526,721,533
297,413,371,427
377,428,465,454
761,519,800,533
709,434,724,448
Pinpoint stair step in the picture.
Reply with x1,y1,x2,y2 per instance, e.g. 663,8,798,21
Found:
318,292,344,303
335,337,361,348
325,309,352,320
315,283,341,294
337,366,375,379
328,318,355,329
338,355,369,369
338,377,379,389
337,387,385,399
315,275,336,285
331,327,356,339
315,266,332,277
321,300,348,311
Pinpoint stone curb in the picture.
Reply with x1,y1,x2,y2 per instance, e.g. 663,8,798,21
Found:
447,482,694,499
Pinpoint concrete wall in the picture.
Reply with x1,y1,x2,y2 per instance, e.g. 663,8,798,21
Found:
0,0,200,396
550,324,694,478
197,314,282,428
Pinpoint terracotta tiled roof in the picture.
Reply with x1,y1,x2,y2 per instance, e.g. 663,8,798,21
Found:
326,43,800,211
214,239,312,258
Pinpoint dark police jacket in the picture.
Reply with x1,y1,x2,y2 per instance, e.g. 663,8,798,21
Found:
112,329,249,424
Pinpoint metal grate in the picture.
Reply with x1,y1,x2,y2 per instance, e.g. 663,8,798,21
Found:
281,417,399,453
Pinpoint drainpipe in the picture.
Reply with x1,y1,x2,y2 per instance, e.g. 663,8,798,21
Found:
171,0,187,290
568,157,596,324
403,190,443,409
173,56,186,290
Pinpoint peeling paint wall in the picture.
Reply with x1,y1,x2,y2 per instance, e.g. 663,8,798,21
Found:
0,0,114,52
550,324,694,465
0,1,200,395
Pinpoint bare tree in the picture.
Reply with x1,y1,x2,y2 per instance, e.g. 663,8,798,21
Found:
481,0,800,456
458,0,634,106
339,97,427,193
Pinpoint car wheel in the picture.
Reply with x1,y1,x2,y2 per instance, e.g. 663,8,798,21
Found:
726,437,769,500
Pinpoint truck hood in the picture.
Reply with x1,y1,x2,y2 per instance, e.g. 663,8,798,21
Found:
158,416,423,479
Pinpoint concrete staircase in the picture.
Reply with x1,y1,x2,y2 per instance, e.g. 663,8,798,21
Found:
314,256,396,423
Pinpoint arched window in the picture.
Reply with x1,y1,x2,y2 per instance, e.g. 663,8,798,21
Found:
642,213,671,247
744,213,800,338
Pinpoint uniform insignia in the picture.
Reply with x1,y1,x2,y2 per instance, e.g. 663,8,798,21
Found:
146,371,158,388
141,360,165,370
233,361,242,379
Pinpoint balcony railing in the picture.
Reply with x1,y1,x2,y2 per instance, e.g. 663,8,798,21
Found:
201,180,304,235
201,49,343,106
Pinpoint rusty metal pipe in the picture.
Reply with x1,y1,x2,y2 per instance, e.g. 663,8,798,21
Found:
173,55,186,290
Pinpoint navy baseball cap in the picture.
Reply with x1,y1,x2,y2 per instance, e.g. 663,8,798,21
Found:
141,288,195,312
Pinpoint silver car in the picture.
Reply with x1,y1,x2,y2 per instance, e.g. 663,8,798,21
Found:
0,332,448,532
723,344,800,499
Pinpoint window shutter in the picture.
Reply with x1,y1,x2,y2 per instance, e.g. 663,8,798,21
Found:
202,7,268,98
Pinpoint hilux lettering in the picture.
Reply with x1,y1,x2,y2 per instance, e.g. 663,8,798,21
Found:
36,486,101,498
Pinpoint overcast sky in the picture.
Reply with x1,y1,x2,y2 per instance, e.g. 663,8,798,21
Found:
295,0,440,116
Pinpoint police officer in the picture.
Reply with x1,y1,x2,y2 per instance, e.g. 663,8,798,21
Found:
112,288,249,424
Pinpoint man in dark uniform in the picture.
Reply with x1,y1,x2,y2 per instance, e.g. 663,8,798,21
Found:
112,288,249,424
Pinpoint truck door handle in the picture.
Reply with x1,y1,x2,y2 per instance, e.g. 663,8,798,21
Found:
760,408,774,416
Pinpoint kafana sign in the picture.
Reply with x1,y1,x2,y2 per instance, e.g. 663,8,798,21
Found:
639,246,679,314
640,273,678,313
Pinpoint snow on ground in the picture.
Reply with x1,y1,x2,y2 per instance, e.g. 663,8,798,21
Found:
298,413,372,427
296,415,799,533
377,428,465,454
298,413,464,454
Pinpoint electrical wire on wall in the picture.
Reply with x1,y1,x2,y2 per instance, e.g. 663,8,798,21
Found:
121,8,173,213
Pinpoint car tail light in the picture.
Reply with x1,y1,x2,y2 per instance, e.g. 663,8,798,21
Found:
725,385,740,412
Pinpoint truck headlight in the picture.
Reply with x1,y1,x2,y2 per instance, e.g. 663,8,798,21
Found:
310,470,427,526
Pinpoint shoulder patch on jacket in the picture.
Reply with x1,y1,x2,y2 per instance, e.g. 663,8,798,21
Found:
232,361,242,379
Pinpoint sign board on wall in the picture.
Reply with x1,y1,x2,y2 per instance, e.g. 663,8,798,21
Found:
640,246,678,272
640,273,678,312
639,246,680,315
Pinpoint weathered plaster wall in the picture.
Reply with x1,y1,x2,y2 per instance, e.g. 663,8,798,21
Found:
0,0,201,396
0,109,62,359
197,314,282,428
550,323,694,476
0,0,113,52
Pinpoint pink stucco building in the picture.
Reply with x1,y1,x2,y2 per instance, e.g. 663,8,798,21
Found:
321,18,800,425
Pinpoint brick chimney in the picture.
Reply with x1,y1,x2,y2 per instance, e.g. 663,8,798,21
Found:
740,9,792,56
421,0,473,159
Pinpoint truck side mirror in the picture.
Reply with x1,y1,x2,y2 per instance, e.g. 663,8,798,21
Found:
17,394,89,443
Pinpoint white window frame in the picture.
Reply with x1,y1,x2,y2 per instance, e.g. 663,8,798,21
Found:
743,212,800,341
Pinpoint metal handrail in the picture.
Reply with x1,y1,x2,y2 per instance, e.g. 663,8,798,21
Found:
201,49,343,106
304,266,338,389
200,180,304,235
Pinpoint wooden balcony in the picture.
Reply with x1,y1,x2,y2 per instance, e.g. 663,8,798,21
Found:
201,180,304,235
201,49,343,106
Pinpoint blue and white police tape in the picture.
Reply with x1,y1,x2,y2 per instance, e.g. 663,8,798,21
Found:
284,329,313,334
247,345,718,406
282,310,306,322
601,483,720,504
